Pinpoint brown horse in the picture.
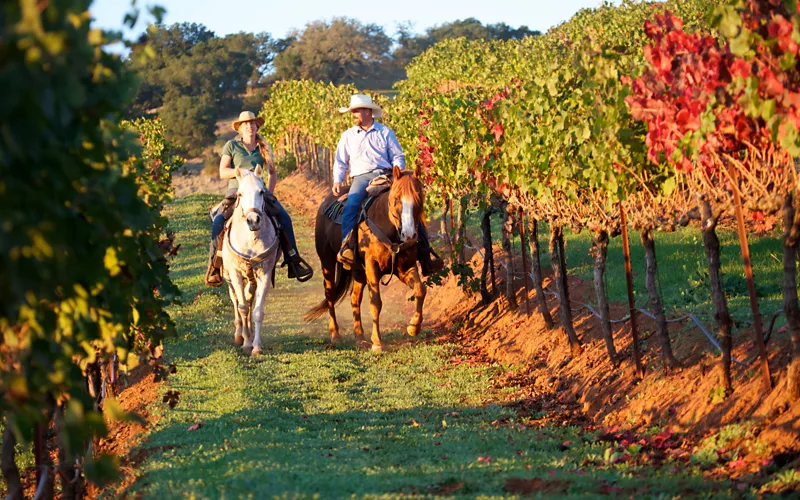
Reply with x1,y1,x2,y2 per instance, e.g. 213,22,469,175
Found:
305,166,427,352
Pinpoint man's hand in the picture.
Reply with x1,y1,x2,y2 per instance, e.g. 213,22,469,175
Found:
332,182,343,196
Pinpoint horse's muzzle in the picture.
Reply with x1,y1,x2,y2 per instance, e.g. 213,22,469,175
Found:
245,208,263,231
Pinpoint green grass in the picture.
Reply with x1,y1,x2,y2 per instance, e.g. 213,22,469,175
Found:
119,194,755,499
454,207,786,331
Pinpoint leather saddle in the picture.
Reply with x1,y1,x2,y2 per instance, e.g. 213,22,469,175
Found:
324,174,393,224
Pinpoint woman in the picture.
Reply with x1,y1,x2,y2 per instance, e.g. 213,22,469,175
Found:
205,111,313,286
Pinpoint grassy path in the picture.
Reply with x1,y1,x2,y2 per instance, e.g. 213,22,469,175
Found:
123,194,744,498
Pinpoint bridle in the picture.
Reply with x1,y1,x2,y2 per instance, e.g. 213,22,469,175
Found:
234,189,266,223
226,180,278,266
364,182,421,286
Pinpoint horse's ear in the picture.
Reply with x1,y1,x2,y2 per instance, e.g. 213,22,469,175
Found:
392,165,403,180
254,165,263,177
235,167,243,180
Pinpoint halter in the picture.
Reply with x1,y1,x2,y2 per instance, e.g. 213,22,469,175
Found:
234,190,266,221
227,180,277,267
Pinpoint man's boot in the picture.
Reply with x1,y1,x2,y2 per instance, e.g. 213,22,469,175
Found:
417,228,444,277
204,238,223,287
337,230,356,270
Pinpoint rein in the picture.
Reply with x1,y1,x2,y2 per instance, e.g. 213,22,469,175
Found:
225,221,279,265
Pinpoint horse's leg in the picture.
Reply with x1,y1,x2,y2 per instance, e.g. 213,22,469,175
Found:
228,270,252,350
250,268,273,356
321,260,341,344
226,279,244,345
398,264,427,337
365,261,383,352
351,274,366,345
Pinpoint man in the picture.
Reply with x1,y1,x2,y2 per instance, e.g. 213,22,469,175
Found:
333,94,443,275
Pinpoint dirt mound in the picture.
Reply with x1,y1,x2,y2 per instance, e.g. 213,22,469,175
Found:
424,248,799,472
88,365,164,498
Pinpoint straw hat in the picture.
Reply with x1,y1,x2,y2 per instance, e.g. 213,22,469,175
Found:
232,111,265,132
339,94,383,118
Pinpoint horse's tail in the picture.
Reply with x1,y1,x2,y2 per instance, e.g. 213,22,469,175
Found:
304,263,352,321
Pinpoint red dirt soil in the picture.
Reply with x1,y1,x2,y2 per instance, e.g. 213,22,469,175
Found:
88,365,163,498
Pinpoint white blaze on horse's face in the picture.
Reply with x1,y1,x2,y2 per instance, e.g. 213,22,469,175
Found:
238,172,265,232
400,196,417,241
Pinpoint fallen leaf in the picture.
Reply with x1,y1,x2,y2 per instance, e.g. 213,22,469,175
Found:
187,422,203,432
728,459,747,469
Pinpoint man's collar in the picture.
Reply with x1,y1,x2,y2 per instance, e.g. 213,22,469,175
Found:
354,121,381,134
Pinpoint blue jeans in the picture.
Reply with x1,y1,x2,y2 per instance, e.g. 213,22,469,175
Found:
341,169,388,243
212,196,298,256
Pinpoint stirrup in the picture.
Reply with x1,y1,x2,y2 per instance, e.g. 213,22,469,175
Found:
337,247,355,270
289,257,314,282
205,268,224,288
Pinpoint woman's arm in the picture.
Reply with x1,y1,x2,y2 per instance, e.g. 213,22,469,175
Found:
261,142,277,193
219,154,236,179
266,165,277,193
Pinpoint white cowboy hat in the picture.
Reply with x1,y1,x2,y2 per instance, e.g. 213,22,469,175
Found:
232,111,265,132
339,94,383,118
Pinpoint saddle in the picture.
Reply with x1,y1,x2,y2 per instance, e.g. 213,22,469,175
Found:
324,174,393,225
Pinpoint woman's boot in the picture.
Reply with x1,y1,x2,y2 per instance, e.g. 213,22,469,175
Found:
204,238,223,287
278,230,314,281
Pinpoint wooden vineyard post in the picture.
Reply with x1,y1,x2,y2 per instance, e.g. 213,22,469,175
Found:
549,224,582,356
480,208,495,304
502,203,518,310
528,217,554,328
518,209,533,315
781,194,800,400
731,167,772,391
620,204,644,378
593,230,618,365
640,228,679,370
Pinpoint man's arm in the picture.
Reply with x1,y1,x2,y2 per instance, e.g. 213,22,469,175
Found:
386,129,406,169
333,133,350,195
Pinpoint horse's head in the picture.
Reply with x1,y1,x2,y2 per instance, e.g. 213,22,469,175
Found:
388,165,424,242
235,167,268,232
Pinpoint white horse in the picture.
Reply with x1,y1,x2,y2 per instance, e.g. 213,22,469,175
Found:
221,167,279,355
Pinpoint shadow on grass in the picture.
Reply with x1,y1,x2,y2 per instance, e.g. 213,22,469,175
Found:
130,399,729,499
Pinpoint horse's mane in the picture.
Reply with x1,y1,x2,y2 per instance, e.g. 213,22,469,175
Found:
390,172,423,207
386,171,425,227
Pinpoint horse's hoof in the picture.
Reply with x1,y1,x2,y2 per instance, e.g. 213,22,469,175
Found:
234,335,244,346
407,325,420,337
371,344,383,353
354,335,366,344
251,347,262,356
330,335,342,345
